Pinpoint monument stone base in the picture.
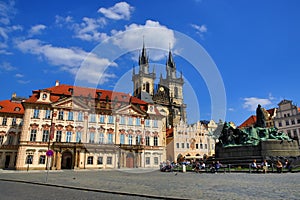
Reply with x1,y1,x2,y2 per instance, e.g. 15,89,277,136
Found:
215,140,300,165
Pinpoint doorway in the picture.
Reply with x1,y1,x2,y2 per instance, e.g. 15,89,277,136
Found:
5,155,10,168
126,152,134,168
61,151,73,169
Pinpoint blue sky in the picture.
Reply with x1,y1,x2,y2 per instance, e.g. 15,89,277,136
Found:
0,0,299,125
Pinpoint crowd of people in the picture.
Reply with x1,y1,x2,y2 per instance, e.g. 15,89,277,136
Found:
160,159,224,173
250,159,292,173
161,158,293,173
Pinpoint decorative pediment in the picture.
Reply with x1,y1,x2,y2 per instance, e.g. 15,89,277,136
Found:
52,97,90,111
115,104,147,117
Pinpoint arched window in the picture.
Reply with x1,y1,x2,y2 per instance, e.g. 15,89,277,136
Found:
146,82,150,93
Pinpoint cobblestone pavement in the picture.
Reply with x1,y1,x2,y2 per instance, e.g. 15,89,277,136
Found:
0,169,299,200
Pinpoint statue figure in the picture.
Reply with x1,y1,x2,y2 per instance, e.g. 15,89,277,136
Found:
255,104,266,128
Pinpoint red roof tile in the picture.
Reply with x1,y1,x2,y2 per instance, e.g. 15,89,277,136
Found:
0,100,24,115
238,115,256,128
26,84,148,105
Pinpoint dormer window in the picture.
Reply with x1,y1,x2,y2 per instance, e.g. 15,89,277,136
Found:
42,93,47,99
14,107,21,112
0,106,2,110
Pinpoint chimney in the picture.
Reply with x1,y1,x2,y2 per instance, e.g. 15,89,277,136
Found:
11,92,17,99
55,80,60,86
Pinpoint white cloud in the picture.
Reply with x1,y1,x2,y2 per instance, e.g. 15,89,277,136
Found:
111,20,176,61
98,2,134,20
55,15,73,26
15,73,23,78
0,0,16,25
243,97,273,111
0,62,16,71
191,24,207,39
16,39,117,84
28,24,46,36
73,17,108,42
191,24,207,33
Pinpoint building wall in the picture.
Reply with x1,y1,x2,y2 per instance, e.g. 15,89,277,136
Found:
13,94,166,170
274,100,300,146
167,120,216,163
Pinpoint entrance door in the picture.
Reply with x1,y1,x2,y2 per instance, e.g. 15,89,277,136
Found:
5,155,10,168
61,151,73,169
126,153,134,168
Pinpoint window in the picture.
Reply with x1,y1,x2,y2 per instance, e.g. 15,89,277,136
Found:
89,114,96,122
146,157,150,165
174,87,179,98
56,131,62,142
200,143,203,149
146,136,150,146
30,129,37,141
66,131,72,142
181,143,184,148
108,116,114,123
39,155,46,164
297,119,300,124
128,135,132,145
176,143,179,148
97,157,103,165
153,120,158,128
89,132,95,143
205,144,208,149
145,119,150,127
187,143,190,149
68,111,73,121
45,110,51,119
286,120,290,126
8,135,13,145
42,130,49,142
120,116,125,124
108,133,113,144
99,133,104,144
0,135,4,145
78,112,83,121
99,115,105,123
196,144,199,149
128,117,133,125
76,132,81,143
120,134,125,144
42,93,47,99
33,109,39,118
87,156,93,165
154,157,159,165
107,156,112,165
26,155,33,164
136,135,141,145
136,118,141,126
2,117,7,126
278,122,282,127
292,120,295,125
154,136,158,146
11,117,17,126
58,111,64,120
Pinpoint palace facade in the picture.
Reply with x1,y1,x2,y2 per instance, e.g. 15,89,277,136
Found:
1,82,166,170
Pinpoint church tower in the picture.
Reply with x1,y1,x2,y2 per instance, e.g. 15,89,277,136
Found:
153,49,186,126
132,43,156,102
132,44,187,127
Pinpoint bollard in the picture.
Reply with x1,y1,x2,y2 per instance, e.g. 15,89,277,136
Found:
182,164,186,173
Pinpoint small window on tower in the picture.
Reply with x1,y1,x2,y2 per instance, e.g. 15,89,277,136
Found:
42,93,47,99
